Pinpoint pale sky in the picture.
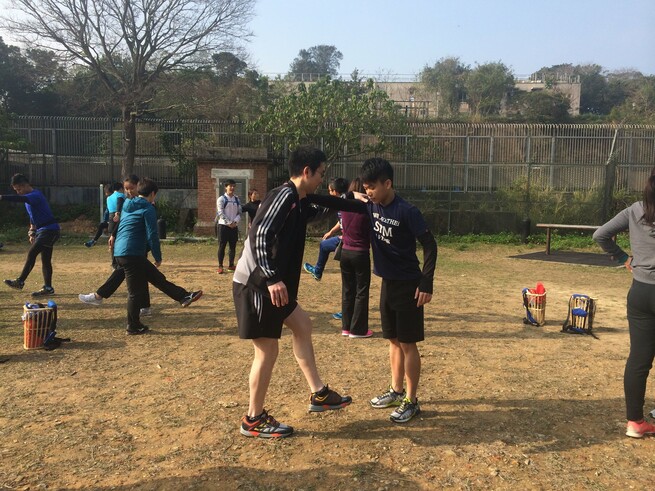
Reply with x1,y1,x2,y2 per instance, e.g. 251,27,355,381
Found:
247,0,655,78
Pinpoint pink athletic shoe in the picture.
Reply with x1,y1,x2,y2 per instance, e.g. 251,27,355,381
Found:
626,419,655,438
341,330,350,336
349,330,373,338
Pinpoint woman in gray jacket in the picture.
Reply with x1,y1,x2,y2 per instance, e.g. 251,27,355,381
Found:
594,167,655,438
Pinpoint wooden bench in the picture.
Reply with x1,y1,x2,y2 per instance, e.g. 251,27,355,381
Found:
536,223,601,255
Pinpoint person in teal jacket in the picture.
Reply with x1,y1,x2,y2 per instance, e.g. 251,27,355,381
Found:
110,177,203,334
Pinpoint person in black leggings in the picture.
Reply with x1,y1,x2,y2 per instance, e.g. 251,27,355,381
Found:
594,165,655,438
1,173,60,297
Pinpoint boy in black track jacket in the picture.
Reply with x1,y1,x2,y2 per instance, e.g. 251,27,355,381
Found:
233,146,352,439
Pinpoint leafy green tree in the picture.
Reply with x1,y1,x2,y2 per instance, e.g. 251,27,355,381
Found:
535,63,626,116
464,62,514,117
519,91,571,123
288,45,343,81
251,76,404,162
0,37,31,112
0,110,29,165
576,64,613,114
609,75,655,124
0,37,62,114
149,59,270,121
532,63,577,86
420,57,468,117
3,0,255,177
213,52,248,84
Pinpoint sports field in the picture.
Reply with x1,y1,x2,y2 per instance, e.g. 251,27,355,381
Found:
0,237,652,490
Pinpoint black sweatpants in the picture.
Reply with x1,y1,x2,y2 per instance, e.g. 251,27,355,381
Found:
217,224,238,267
95,260,151,308
18,229,60,287
92,221,109,241
340,249,371,335
625,279,655,421
115,256,188,329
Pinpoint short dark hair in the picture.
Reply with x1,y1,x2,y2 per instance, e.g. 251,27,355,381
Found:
111,181,123,192
329,177,349,194
224,179,236,187
137,177,159,197
361,158,394,185
288,145,326,178
124,174,139,186
11,173,29,186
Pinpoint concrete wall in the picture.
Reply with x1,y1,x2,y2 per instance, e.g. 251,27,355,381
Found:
514,81,581,114
376,80,582,117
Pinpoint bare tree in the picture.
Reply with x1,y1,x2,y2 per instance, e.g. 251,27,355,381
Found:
2,0,254,177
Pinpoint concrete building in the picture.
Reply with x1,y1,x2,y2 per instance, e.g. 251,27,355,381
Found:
282,73,582,118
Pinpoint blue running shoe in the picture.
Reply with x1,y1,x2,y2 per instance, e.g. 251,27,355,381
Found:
303,263,322,281
332,311,342,320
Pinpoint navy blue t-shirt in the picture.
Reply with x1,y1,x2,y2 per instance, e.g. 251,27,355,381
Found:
367,194,429,280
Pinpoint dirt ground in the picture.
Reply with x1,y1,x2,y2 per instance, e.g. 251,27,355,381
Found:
0,235,654,490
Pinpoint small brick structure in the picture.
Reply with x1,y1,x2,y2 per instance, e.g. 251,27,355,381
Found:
194,147,270,237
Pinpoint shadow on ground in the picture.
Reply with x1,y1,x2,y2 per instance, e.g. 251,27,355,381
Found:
509,250,617,267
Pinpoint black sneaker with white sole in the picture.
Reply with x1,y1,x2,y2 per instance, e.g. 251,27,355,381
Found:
126,325,150,335
181,290,203,307
32,286,55,297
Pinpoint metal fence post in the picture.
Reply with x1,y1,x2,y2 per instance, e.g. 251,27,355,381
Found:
41,117,47,180
99,183,105,222
488,135,494,192
601,126,621,222
51,124,58,185
109,117,114,178
525,132,532,220
464,134,470,192
447,155,454,234
550,135,556,188
404,135,409,162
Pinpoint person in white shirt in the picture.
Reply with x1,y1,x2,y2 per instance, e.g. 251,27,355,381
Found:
216,179,241,273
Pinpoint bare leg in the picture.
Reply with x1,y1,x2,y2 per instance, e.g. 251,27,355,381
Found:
389,339,405,393
284,305,324,393
400,341,421,402
248,337,279,417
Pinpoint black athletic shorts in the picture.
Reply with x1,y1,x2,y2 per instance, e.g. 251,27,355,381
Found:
34,229,60,248
380,278,424,343
233,282,298,339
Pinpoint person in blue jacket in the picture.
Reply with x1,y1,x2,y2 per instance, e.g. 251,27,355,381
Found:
109,177,203,334
1,173,60,297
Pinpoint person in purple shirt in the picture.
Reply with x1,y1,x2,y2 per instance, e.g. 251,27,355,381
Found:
1,173,60,297
339,177,372,338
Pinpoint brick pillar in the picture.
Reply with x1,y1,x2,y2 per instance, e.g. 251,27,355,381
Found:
194,148,270,237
